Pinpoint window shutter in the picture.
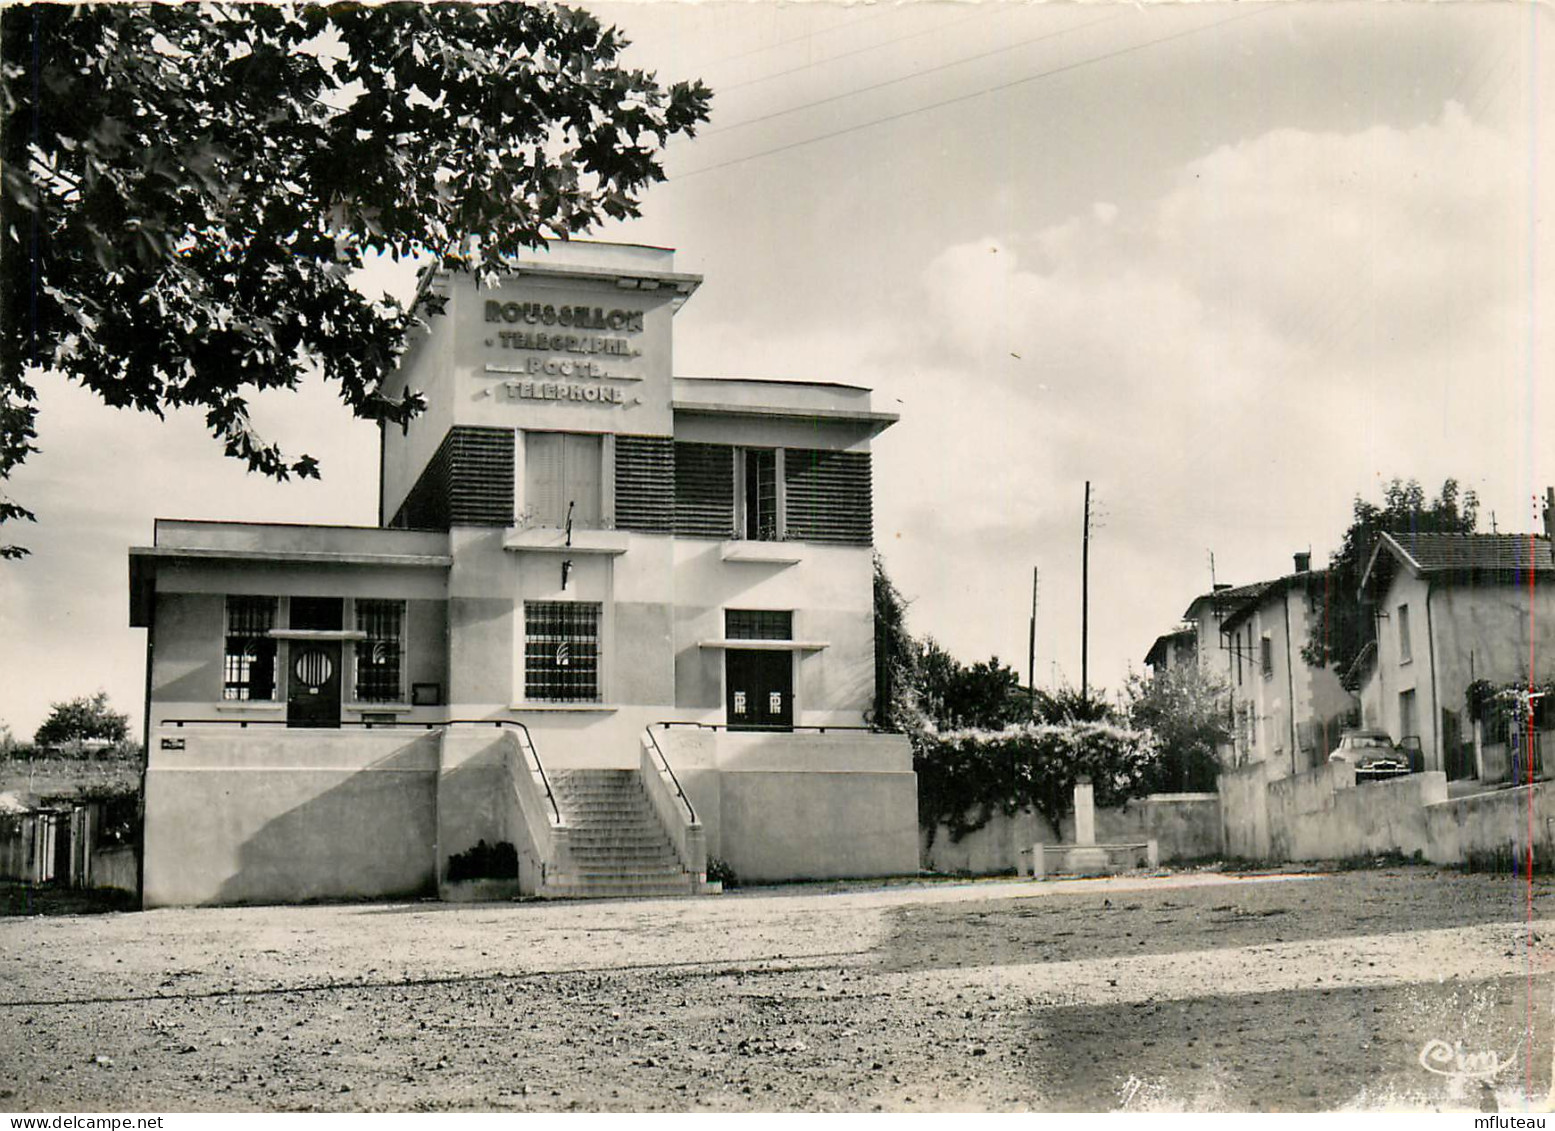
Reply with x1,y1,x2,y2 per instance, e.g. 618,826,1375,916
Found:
674,442,735,538
525,432,565,527
614,435,674,533
563,433,603,529
783,449,873,545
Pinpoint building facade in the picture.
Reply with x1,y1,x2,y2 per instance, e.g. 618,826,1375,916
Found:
130,241,918,907
1357,530,1555,782
1217,563,1356,778
1154,554,1356,780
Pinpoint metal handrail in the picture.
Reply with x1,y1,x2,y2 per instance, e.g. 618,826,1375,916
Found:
643,727,697,826
160,717,561,827
507,722,561,828
655,720,874,734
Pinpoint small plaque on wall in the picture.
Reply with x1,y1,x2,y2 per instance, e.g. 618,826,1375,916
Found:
412,682,442,707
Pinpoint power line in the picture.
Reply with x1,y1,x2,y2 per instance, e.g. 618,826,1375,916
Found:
667,7,1273,183
715,5,1004,97
683,9,1127,143
696,5,896,72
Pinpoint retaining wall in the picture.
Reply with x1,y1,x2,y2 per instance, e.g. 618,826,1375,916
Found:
1424,781,1554,868
143,726,440,907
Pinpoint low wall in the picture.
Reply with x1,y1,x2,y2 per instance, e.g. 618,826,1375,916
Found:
1219,761,1272,860
436,727,511,892
1265,763,1447,862
922,794,1221,875
1424,781,1554,868
657,729,918,883
921,808,1058,875
1077,793,1221,861
143,726,440,907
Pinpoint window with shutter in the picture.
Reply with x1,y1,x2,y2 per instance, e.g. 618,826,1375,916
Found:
524,432,602,529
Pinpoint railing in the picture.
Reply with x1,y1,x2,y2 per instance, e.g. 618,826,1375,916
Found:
654,721,873,734
643,727,696,825
160,717,561,827
507,723,562,828
639,728,705,881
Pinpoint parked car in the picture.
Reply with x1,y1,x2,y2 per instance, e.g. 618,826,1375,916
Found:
1328,728,1412,781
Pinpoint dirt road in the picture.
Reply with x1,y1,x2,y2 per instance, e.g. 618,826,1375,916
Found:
2,867,1551,1112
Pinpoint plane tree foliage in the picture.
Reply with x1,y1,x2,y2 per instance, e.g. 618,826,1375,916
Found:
0,2,711,556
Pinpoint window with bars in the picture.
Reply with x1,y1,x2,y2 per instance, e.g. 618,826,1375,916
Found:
354,600,405,702
223,596,278,701
726,609,793,641
524,602,601,702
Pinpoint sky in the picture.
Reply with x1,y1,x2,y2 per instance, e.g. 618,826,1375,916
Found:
1,1,1551,738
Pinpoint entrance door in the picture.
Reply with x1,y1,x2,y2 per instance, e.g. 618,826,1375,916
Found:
287,641,342,728
726,649,794,732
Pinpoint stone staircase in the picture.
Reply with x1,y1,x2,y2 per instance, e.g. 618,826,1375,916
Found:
540,768,703,899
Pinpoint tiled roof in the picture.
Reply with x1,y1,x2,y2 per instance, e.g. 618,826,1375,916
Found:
1144,625,1196,666
1386,532,1555,574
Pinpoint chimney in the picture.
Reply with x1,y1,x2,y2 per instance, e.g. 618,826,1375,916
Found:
1294,551,1312,573
1213,583,1232,592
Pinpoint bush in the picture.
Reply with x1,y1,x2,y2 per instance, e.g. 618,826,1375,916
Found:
446,840,519,882
915,719,1159,845
706,857,737,887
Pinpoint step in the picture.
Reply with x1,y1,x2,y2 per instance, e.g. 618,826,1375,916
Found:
566,847,679,861
565,828,675,840
562,802,657,813
564,820,666,832
539,880,700,899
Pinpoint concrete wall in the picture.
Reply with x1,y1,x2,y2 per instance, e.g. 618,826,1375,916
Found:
1266,762,1447,861
1219,760,1272,860
142,727,439,907
1424,781,1554,867
657,729,917,883
922,808,1059,876
921,794,1221,875
435,727,511,888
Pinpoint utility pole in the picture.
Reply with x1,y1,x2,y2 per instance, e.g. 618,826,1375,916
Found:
1081,480,1091,701
1027,567,1039,716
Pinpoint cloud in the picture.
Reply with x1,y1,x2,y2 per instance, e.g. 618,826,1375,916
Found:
861,103,1550,681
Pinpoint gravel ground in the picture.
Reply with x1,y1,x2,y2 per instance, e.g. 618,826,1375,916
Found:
1,866,1551,1113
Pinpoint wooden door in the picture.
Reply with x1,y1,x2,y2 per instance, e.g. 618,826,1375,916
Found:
287,642,342,728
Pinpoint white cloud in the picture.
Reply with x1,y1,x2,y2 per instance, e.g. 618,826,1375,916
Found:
856,103,1551,683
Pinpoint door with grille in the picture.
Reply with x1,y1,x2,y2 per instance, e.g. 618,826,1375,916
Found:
726,649,793,732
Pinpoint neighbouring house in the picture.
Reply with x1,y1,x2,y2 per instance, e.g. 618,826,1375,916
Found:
128,239,918,908
1357,527,1555,783
1143,623,1197,676
1217,559,1357,778
1152,553,1356,781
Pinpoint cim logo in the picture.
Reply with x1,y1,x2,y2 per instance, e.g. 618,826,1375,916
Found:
1418,1038,1517,1082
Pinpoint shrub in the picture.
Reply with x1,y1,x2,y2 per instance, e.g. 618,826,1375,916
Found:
446,840,519,882
915,719,1159,845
